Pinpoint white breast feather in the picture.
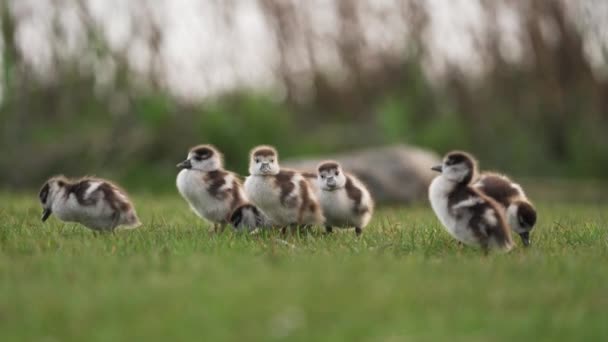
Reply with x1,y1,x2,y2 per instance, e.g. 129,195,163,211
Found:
483,208,498,226
429,177,479,246
244,175,300,226
452,197,483,210
176,170,235,223
84,181,102,198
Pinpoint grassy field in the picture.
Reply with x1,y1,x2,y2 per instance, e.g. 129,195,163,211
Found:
1,192,607,341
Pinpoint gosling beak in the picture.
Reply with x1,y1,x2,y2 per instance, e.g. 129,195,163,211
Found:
176,159,192,169
431,165,443,173
41,208,52,222
519,232,530,247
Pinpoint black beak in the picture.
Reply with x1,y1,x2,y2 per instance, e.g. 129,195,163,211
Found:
431,165,443,173
519,232,530,247
41,208,51,222
176,159,192,169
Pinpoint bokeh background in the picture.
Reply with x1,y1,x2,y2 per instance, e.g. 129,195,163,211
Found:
1,0,607,193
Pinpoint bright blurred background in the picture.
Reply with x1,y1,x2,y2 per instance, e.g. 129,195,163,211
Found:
1,0,607,193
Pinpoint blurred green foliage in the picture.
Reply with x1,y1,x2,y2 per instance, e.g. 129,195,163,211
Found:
1,68,606,192
1,0,607,192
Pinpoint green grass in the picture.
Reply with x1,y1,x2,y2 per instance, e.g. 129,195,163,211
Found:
1,193,607,341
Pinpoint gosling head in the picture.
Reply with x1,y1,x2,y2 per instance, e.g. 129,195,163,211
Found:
510,201,537,246
431,151,478,185
317,161,347,191
39,176,69,222
177,145,223,172
249,145,280,176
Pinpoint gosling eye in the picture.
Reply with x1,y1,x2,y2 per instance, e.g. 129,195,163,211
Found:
270,159,274,163
193,156,202,161
255,157,261,163
335,170,340,176
321,174,326,179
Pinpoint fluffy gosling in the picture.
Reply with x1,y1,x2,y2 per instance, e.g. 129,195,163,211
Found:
474,172,536,246
428,151,513,252
314,161,374,236
39,176,141,232
176,144,248,231
243,145,324,229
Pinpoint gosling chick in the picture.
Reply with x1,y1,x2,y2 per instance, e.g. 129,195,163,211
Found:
474,172,537,246
243,145,324,228
428,151,513,252
176,144,247,231
315,161,374,236
39,176,141,231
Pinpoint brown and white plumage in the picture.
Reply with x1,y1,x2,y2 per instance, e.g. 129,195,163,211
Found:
176,144,247,231
314,161,374,236
38,176,141,231
428,151,513,252
229,203,270,231
474,172,537,246
243,145,324,228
